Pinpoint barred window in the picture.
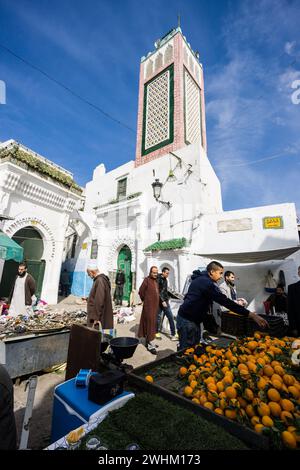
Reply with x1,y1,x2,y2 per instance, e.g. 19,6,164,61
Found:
117,178,127,199
90,239,98,259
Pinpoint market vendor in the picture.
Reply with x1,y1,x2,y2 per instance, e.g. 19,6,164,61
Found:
86,262,113,330
8,262,36,317
177,261,268,350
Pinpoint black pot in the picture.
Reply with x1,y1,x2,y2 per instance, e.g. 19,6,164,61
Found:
109,337,139,361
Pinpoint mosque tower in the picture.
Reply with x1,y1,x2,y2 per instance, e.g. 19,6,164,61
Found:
135,27,207,167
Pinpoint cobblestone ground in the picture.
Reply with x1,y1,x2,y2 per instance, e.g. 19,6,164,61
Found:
14,296,178,449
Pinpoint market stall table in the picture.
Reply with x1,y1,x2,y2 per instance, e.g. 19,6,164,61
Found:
0,329,70,378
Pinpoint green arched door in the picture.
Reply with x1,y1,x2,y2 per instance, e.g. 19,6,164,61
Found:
0,226,46,299
117,246,132,304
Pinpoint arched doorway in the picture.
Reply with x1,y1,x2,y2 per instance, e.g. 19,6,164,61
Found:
117,245,132,304
0,226,46,299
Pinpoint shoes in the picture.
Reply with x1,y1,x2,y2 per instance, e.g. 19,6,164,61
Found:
147,342,157,354
155,333,162,340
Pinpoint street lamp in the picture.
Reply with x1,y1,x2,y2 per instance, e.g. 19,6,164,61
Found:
151,178,172,208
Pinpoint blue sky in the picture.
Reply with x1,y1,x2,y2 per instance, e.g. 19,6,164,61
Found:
0,0,299,213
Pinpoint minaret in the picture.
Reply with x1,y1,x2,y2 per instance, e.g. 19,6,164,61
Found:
135,27,207,167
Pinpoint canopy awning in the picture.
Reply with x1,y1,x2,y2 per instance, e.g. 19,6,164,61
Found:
0,231,23,262
194,246,300,264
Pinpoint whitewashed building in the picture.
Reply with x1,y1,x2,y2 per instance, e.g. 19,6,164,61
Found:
69,27,300,311
0,140,83,304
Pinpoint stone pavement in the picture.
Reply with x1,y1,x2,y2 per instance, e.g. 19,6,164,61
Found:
13,296,178,449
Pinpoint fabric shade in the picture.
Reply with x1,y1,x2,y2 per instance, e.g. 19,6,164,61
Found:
0,231,24,262
194,246,300,264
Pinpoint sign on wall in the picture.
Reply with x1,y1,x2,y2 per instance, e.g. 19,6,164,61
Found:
217,218,252,233
262,216,283,229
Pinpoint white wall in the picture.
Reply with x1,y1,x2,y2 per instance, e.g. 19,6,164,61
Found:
0,160,81,304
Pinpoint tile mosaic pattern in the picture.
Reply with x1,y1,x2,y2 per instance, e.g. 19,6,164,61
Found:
184,70,201,144
145,70,170,150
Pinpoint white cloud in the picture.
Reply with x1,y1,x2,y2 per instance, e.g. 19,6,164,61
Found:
285,41,296,56
204,0,300,212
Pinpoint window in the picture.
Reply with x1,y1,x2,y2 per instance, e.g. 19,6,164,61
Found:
90,239,98,259
117,178,127,199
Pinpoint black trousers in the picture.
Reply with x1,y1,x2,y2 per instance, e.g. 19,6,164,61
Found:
114,285,124,304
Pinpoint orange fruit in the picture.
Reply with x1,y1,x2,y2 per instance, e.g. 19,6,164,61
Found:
257,358,266,367
257,403,271,417
247,361,257,373
267,388,281,402
251,416,260,427
246,404,255,418
283,374,295,386
225,409,237,420
239,369,250,380
261,416,274,427
190,380,198,390
214,408,224,415
222,375,233,386
145,375,154,383
257,377,268,390
199,394,207,406
184,386,193,397
247,341,258,351
282,431,297,449
225,386,237,399
271,379,282,391
189,364,197,371
271,373,283,382
288,386,300,400
271,361,281,368
254,424,264,434
207,391,218,403
263,365,274,377
280,411,293,425
273,365,284,376
219,398,228,410
238,397,248,409
244,388,254,402
281,399,295,412
203,401,214,410
188,374,196,383
192,397,200,404
216,381,224,393
254,332,261,340
269,402,281,417
179,367,188,376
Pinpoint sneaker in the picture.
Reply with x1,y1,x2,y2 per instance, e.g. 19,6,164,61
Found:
155,333,162,340
147,342,157,354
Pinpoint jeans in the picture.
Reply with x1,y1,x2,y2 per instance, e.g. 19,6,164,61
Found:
157,303,176,336
176,315,201,350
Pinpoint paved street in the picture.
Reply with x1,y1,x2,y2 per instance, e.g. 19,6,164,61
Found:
13,296,178,449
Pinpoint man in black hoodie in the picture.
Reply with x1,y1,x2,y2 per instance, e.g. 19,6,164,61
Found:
177,261,268,349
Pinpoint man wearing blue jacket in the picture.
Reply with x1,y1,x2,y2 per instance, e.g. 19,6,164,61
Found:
177,261,268,349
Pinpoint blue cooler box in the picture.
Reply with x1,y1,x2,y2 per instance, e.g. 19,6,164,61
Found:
51,377,133,443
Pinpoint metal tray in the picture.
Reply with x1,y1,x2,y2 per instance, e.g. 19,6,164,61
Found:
128,339,269,450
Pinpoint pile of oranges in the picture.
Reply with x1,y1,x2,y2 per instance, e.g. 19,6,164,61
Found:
179,333,300,449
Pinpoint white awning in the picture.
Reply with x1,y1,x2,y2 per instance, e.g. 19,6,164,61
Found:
194,246,300,263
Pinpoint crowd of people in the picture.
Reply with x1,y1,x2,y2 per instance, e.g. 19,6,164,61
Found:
1,260,299,449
